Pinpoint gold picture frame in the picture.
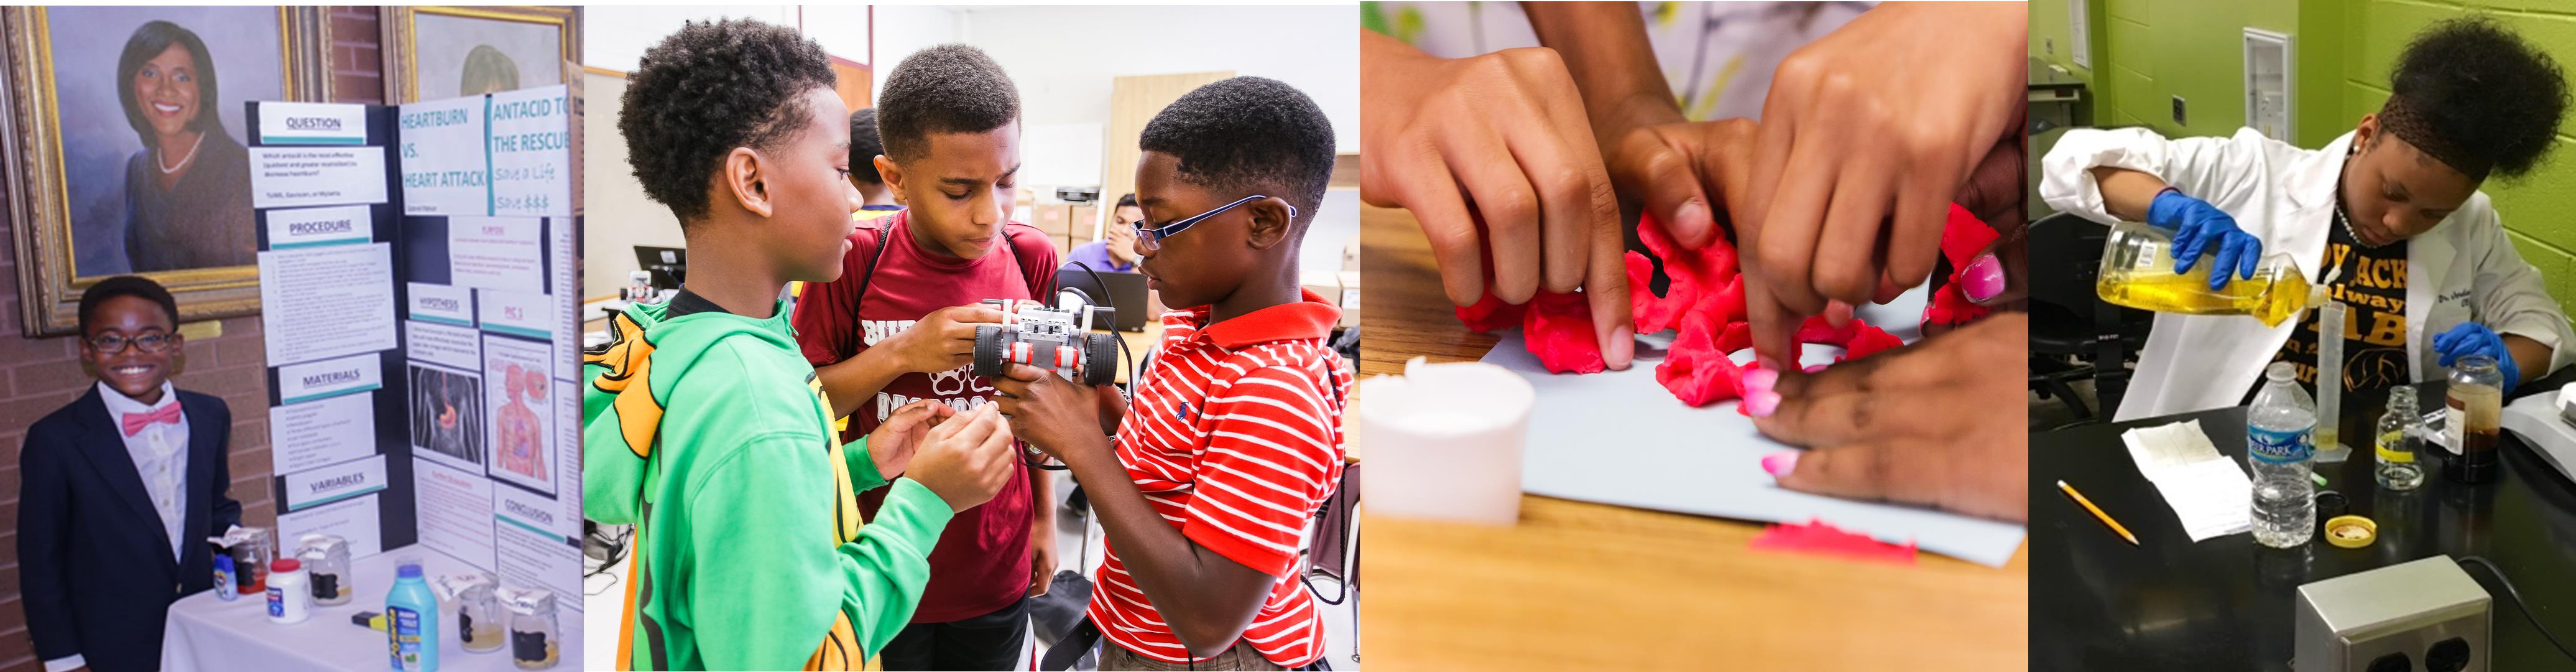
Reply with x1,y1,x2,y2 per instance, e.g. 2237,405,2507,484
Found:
384,6,579,104
2,6,331,336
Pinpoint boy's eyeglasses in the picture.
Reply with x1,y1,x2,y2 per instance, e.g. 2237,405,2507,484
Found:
1130,194,1298,252
86,332,175,355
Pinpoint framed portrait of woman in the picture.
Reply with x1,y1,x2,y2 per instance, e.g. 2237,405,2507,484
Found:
2,6,332,335
384,6,578,104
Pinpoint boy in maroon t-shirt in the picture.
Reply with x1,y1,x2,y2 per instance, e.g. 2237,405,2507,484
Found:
788,44,1057,670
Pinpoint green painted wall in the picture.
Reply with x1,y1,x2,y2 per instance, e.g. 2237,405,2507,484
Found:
2037,0,2576,314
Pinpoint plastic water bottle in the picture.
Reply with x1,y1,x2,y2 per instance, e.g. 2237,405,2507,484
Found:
2249,362,2317,548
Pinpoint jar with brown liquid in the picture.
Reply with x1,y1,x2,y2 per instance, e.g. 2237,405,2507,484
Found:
2445,355,2503,484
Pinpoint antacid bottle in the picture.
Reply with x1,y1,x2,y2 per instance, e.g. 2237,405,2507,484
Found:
2095,221,2314,327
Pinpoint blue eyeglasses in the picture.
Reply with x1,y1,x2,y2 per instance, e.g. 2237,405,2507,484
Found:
1130,195,1298,251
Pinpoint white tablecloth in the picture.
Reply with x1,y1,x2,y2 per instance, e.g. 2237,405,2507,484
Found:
162,547,583,672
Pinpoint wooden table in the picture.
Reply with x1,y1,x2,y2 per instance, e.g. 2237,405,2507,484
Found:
1355,205,2028,670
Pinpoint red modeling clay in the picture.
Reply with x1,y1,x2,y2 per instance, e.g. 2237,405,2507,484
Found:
1456,289,1526,333
1454,207,1977,404
1748,517,1919,565
1522,290,1605,374
1924,203,2000,327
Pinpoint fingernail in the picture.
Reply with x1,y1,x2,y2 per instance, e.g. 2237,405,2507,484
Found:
1826,301,1853,327
1741,367,1779,394
1607,325,1636,370
1761,450,1799,478
1803,363,1828,373
1961,253,2005,302
1744,390,1782,418
1679,202,1713,240
1758,355,1785,372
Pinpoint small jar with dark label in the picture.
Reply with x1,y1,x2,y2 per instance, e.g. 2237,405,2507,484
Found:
500,586,558,670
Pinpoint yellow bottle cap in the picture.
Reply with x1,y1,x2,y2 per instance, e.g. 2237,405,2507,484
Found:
2325,515,2377,548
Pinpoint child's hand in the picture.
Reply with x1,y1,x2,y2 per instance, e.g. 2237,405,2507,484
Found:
1751,312,2028,523
1600,118,1762,251
1028,528,1059,598
905,404,1018,512
1737,1,2024,366
882,304,1010,375
864,399,957,478
1360,30,1633,370
990,363,1112,465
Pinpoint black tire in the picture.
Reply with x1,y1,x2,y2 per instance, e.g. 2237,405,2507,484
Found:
1083,332,1119,386
973,325,1007,378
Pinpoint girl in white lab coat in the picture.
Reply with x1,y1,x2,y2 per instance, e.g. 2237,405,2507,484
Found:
2041,18,2576,421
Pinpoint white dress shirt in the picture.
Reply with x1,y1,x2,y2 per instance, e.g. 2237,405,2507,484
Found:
98,381,190,561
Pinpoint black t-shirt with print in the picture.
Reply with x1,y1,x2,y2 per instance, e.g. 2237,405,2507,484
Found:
2268,220,2411,398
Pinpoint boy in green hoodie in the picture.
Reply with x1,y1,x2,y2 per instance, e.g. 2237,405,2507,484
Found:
582,19,1019,671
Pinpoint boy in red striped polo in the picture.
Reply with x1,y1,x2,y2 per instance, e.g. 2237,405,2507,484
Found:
995,77,1347,671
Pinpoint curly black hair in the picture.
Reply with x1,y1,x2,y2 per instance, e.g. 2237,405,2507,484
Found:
1139,77,1337,223
2383,17,2569,180
619,19,836,223
875,44,1020,163
849,108,887,185
79,275,180,332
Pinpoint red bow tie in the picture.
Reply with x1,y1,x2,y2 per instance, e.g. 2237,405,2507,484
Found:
121,404,182,437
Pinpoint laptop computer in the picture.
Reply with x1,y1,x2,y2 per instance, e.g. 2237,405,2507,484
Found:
1055,265,1150,332
634,245,686,290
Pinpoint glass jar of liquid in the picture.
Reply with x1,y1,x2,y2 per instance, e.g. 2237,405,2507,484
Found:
499,586,559,670
219,526,272,597
436,572,503,654
2445,355,2504,484
298,534,352,607
2095,221,2314,327
2376,386,2426,491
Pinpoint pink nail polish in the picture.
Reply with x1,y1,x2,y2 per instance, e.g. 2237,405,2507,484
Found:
1741,368,1779,394
1761,450,1799,477
1745,390,1782,418
1962,253,2006,302
1803,364,1828,374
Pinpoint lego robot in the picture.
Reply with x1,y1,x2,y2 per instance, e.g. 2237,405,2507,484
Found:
972,297,1120,386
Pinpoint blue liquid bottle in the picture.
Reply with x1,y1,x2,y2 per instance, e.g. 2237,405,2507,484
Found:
386,558,440,671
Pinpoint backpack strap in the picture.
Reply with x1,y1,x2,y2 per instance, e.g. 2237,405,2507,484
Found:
849,220,892,320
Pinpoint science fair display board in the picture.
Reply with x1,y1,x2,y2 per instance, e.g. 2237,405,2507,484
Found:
246,85,581,602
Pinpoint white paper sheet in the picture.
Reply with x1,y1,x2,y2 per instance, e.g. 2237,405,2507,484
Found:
257,243,397,365
1487,287,2029,567
268,393,376,474
2121,420,2253,541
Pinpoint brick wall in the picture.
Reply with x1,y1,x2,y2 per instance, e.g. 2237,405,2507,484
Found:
0,9,382,670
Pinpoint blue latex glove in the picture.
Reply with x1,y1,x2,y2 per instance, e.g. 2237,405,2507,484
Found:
2146,189,2261,289
2434,322,2521,388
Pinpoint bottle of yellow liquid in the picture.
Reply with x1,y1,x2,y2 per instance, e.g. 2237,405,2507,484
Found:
2095,221,2314,327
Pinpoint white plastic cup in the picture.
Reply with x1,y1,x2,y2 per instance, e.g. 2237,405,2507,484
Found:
1353,357,1533,525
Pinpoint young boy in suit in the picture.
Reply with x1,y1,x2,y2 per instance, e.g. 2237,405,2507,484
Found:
19,275,241,672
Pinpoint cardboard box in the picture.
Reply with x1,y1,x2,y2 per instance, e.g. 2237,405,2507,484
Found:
1068,204,1099,243
1050,233,1076,258
1030,204,1073,240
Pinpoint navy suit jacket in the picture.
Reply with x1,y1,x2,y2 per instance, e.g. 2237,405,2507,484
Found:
17,387,241,672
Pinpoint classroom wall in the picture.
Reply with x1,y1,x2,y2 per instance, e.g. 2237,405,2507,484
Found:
2033,0,2576,315
0,9,387,670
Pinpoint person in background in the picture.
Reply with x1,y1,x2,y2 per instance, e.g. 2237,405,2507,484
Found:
2041,17,2575,419
20,276,242,672
849,108,905,221
1066,192,1143,273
